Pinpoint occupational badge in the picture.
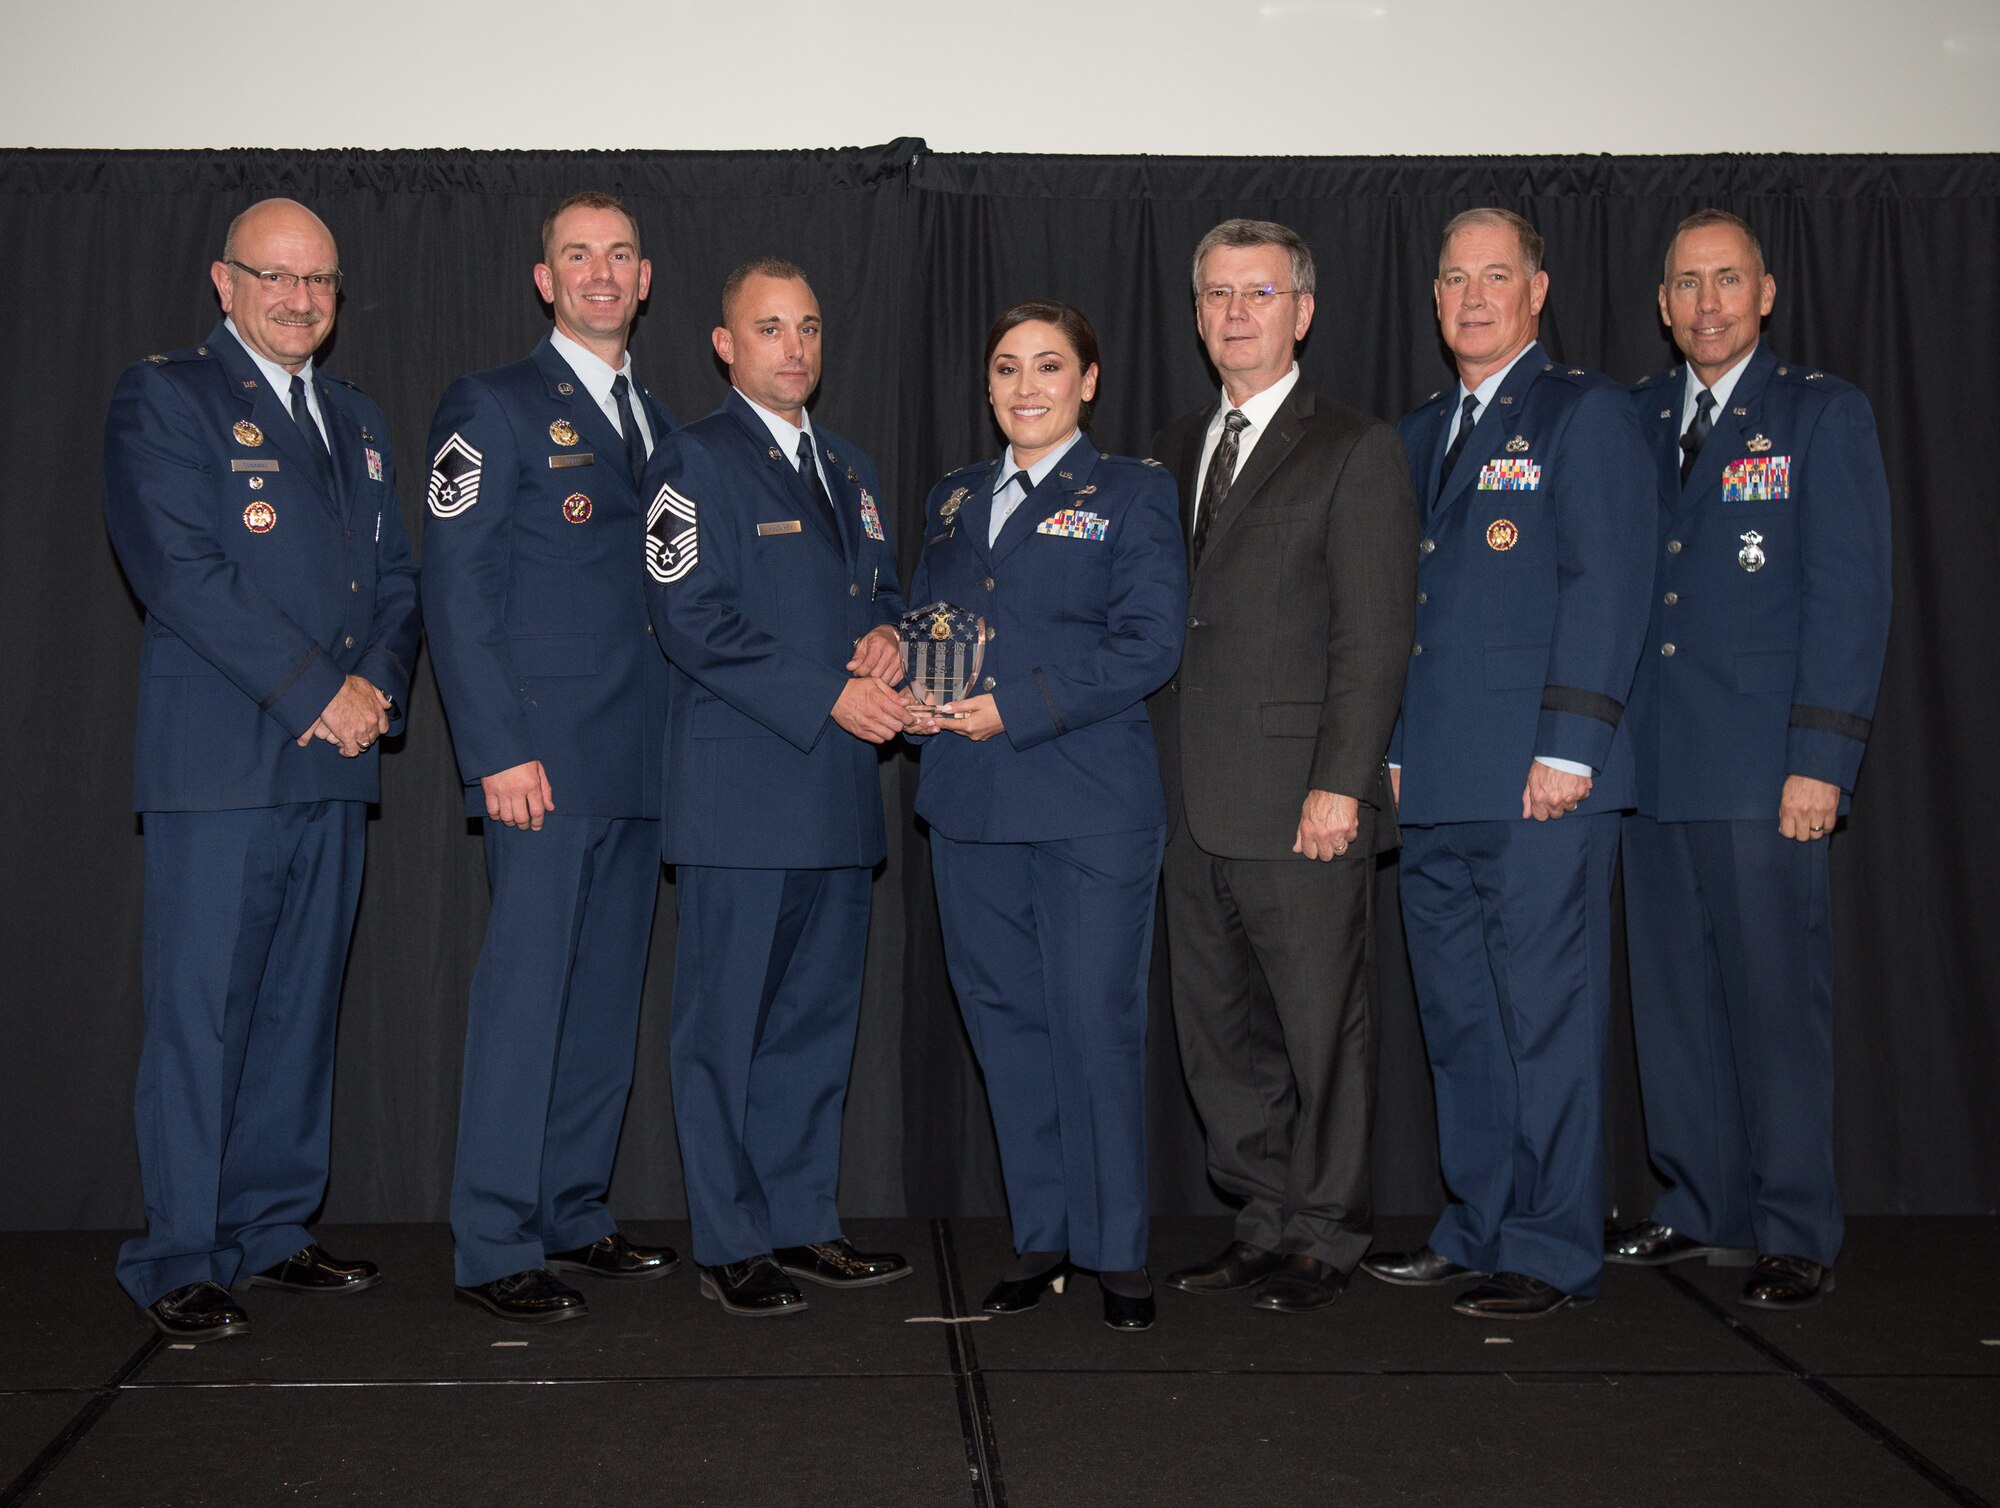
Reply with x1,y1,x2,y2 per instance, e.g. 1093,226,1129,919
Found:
858,488,886,542
1738,530,1766,572
898,601,990,708
1505,435,1531,453
549,419,580,447
232,420,264,447
1486,519,1519,552
1746,433,1773,453
428,432,485,518
364,446,384,482
243,501,276,533
563,493,593,524
646,480,699,585
939,486,970,524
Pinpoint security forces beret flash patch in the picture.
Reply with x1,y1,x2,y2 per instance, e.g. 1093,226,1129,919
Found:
646,480,699,584
428,433,484,518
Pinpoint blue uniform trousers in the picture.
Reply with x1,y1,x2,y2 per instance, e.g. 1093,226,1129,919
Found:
1622,814,1839,1266
449,813,660,1286
931,826,1165,1272
670,864,871,1268
1399,812,1620,1296
118,801,365,1307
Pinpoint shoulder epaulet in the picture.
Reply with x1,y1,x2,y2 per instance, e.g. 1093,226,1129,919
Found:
326,374,361,391
1424,390,1442,403
1094,453,1160,471
139,343,210,367
1770,362,1853,394
1632,368,1678,393
1539,361,1606,389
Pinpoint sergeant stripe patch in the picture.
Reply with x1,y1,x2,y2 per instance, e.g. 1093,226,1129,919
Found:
427,433,484,518
646,480,699,585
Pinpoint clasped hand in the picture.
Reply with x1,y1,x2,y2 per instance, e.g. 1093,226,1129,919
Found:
297,674,392,758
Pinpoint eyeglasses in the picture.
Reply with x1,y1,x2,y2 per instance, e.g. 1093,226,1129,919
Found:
227,260,344,296
1198,284,1299,309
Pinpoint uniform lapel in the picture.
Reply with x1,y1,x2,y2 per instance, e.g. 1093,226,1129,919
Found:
1684,343,1776,505
992,437,1099,566
814,432,861,567
963,459,1004,570
212,325,337,516
1649,367,1689,512
722,391,843,555
1434,346,1540,521
534,337,633,505
314,377,364,518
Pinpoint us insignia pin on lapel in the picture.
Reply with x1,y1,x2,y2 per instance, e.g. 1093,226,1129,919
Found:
556,381,574,396
549,419,580,446
232,420,263,447
1486,519,1519,551
1733,407,1748,417
241,380,258,390
1738,530,1766,572
243,501,276,533
1747,434,1773,453
1505,435,1530,453
563,493,593,524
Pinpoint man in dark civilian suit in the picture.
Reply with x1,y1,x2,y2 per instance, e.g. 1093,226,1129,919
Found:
423,193,681,1323
643,259,914,1316
1149,219,1419,1313
1361,208,1652,1318
101,198,421,1341
1606,209,1891,1310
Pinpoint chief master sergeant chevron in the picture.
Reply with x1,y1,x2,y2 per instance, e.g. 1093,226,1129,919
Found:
643,258,916,1317
1605,209,1892,1312
101,197,420,1342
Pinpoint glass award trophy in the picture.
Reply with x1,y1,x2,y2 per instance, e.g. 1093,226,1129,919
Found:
898,601,990,710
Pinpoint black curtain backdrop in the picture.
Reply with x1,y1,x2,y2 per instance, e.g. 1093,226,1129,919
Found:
2,147,1993,1235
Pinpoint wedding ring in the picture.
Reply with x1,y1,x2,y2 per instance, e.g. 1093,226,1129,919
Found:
1810,822,1824,832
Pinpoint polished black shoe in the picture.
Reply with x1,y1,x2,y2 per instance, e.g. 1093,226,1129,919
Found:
143,1281,249,1342
1359,1246,1484,1288
1250,1254,1347,1313
1604,1219,1752,1267
454,1268,587,1324
1166,1240,1284,1294
546,1231,681,1281
1739,1253,1833,1310
1451,1271,1589,1319
245,1244,381,1295
1102,1284,1156,1332
981,1260,1072,1315
700,1256,809,1317
774,1238,912,1288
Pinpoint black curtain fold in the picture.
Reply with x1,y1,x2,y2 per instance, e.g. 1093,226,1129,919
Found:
2,146,1992,1233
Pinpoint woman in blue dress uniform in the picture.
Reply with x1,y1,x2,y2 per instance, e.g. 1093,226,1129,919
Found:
910,302,1187,1330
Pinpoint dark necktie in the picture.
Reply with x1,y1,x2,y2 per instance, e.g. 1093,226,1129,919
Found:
796,432,840,535
991,469,1033,547
611,373,647,488
1436,392,1480,501
1191,409,1250,566
1680,387,1716,483
289,373,333,490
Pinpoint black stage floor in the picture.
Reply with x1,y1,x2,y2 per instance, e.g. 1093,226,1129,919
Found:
2,1217,1995,1507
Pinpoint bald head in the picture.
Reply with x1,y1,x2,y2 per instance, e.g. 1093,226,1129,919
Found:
211,198,342,373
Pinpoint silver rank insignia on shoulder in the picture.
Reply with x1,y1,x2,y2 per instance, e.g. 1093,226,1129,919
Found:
1505,435,1530,453
940,486,969,522
549,419,580,446
1747,434,1773,453
1568,368,1585,376
232,419,263,447
1738,530,1766,572
145,354,167,364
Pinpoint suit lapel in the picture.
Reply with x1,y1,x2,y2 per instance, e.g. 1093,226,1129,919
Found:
1433,345,1541,521
815,432,861,566
1204,389,1305,560
992,437,1099,566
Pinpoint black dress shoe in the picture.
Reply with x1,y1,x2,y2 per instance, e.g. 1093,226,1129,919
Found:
246,1244,381,1295
547,1231,681,1281
454,1268,587,1324
1251,1254,1347,1313
143,1281,248,1342
981,1260,1072,1314
1166,1240,1283,1294
1102,1285,1155,1332
1359,1246,1484,1287
1604,1219,1744,1267
1451,1271,1589,1319
1739,1253,1833,1310
700,1256,809,1317
773,1238,911,1288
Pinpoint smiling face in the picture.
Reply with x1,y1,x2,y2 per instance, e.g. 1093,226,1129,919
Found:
1194,242,1314,404
210,199,340,373
1660,222,1776,387
987,319,1098,469
534,204,651,365
1434,220,1548,388
713,272,823,425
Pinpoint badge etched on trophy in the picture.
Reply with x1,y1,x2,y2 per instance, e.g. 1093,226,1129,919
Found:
899,601,990,719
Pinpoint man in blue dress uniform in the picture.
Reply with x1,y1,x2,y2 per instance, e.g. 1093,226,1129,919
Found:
1606,209,1892,1309
643,259,914,1316
102,198,421,1340
423,193,681,1323
1361,208,1652,1318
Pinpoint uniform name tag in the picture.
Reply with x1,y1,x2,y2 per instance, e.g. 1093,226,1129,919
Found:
757,520,803,536
1721,455,1792,502
548,453,596,470
229,459,280,473
1478,458,1541,491
1037,508,1109,541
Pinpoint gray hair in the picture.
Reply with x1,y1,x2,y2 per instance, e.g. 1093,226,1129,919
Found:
1191,218,1316,299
